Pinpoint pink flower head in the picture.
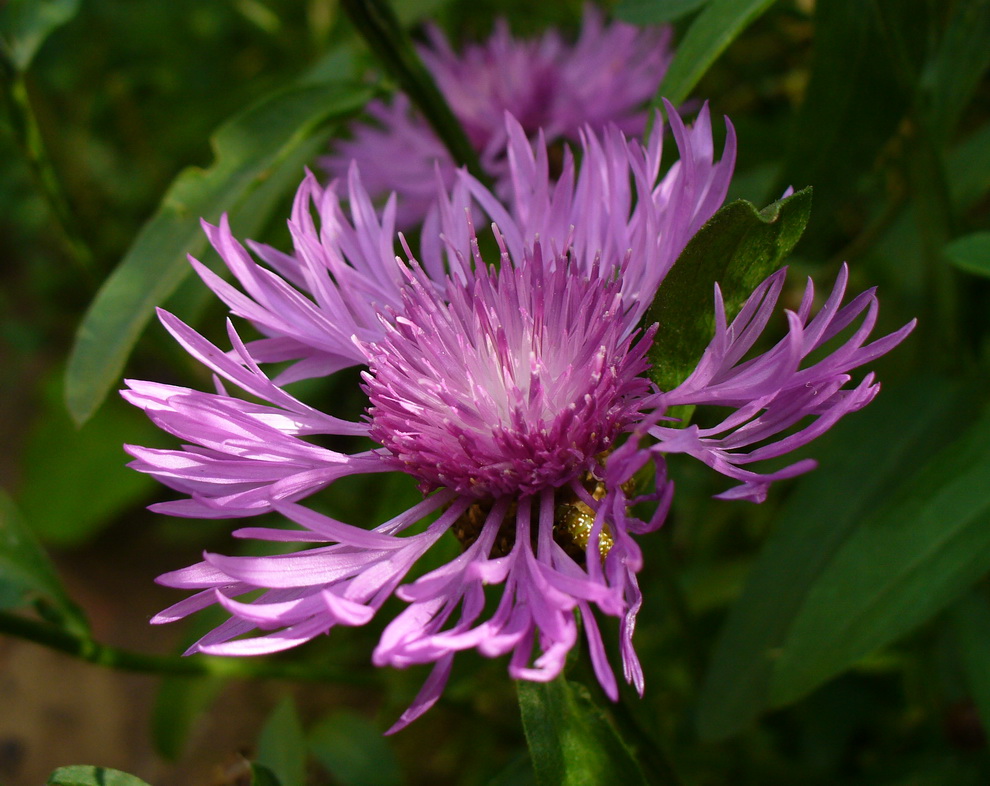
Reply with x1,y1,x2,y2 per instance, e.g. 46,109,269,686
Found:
125,107,913,731
323,5,674,227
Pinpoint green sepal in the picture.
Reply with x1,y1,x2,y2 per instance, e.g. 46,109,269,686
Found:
644,188,812,395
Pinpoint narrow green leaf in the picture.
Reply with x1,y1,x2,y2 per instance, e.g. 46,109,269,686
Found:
518,678,649,786
65,78,376,425
0,0,80,71
46,765,152,786
697,377,969,740
257,696,308,786
654,0,778,107
948,589,990,734
645,188,812,393
770,401,990,707
0,489,88,635
308,710,403,786
615,0,711,25
943,232,990,278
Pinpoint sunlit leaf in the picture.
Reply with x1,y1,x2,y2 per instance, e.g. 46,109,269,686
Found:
943,232,990,279
615,0,711,25
518,678,649,786
0,0,80,71
697,378,970,739
653,0,779,107
308,710,403,786
257,696,307,786
770,400,990,706
65,78,376,425
46,765,152,786
645,188,812,393
0,489,88,635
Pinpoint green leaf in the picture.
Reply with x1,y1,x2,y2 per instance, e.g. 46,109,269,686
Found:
920,0,990,142
773,0,912,235
518,678,649,786
65,78,376,425
948,589,990,734
151,675,225,761
645,188,812,393
46,765,152,786
770,400,990,707
697,377,969,740
486,754,537,786
251,764,284,786
308,710,403,786
654,0,779,107
0,0,80,71
615,0,711,25
18,373,159,545
0,489,88,635
340,0,483,181
943,232,990,278
256,696,308,786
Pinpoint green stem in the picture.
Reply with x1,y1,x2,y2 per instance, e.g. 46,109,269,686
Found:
340,0,488,185
0,62,96,281
0,610,371,684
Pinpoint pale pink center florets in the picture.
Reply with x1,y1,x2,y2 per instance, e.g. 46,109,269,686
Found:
362,246,653,499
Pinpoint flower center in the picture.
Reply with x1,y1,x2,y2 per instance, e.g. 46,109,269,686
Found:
362,244,652,499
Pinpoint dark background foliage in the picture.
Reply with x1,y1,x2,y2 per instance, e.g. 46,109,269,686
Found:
1,0,989,784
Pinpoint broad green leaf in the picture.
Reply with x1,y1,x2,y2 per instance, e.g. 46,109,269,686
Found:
943,233,990,278
257,696,307,786
65,78,376,425
948,589,990,734
0,489,88,635
645,188,812,393
308,710,403,786
518,678,649,786
653,0,779,107
770,401,990,707
697,377,969,740
615,0,711,25
46,765,152,786
0,0,80,71
19,373,159,545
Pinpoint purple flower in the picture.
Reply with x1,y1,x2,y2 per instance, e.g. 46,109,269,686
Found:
323,5,674,227
125,107,913,732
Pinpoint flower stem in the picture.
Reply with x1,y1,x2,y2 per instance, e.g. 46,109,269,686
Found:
0,610,370,684
340,0,489,186
0,62,96,282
